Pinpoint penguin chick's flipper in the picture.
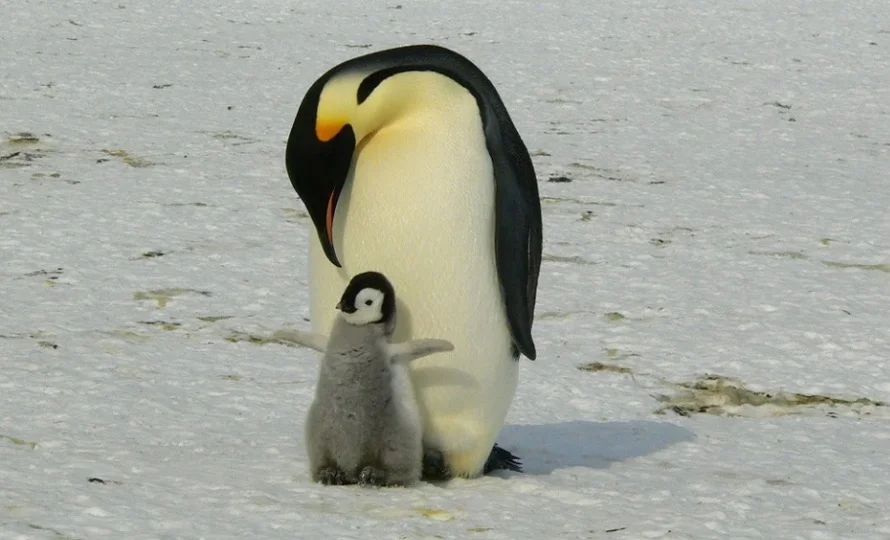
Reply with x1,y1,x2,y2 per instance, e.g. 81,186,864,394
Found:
272,329,329,353
483,444,523,474
388,338,454,365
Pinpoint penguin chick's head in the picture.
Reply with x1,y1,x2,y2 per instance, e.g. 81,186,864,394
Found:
336,271,396,326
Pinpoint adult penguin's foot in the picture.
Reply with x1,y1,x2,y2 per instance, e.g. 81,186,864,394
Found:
421,448,450,481
421,444,523,480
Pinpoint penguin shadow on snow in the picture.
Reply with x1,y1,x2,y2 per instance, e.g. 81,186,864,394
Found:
496,420,695,475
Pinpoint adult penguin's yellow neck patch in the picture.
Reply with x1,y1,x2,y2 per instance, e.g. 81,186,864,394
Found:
315,73,366,142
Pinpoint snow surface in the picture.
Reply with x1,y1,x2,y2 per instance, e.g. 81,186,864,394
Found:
2,0,890,538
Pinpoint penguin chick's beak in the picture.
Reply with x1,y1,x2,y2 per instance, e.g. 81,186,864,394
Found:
285,113,357,269
336,300,357,314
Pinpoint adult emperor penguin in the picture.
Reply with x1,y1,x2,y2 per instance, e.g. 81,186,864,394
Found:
285,44,543,479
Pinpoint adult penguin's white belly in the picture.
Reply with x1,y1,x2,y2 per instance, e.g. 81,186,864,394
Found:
306,85,518,478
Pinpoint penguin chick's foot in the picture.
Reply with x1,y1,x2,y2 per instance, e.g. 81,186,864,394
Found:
317,467,347,486
358,466,386,487
484,444,523,474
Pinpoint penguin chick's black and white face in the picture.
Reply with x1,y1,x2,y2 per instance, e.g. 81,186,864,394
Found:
336,271,396,326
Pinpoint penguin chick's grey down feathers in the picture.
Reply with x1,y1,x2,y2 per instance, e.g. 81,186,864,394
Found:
297,328,453,486
293,271,454,487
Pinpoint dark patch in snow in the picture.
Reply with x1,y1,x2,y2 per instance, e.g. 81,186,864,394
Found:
547,175,572,183
101,149,154,168
138,251,165,259
655,374,887,418
541,196,618,206
823,261,890,273
749,250,807,260
197,315,234,323
25,268,63,278
133,288,211,308
578,361,632,374
6,132,41,144
225,330,301,347
542,254,594,265
139,320,182,331
1,434,37,449
167,202,209,207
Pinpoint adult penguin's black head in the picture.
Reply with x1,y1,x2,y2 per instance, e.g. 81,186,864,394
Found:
286,44,503,268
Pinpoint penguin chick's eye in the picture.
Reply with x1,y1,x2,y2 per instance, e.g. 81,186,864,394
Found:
354,287,383,311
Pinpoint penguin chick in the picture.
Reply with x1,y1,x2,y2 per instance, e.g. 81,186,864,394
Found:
298,271,454,487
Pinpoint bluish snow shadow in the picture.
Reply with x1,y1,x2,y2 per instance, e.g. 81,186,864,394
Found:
496,420,695,475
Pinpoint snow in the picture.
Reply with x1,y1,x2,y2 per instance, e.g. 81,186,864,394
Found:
2,0,889,538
